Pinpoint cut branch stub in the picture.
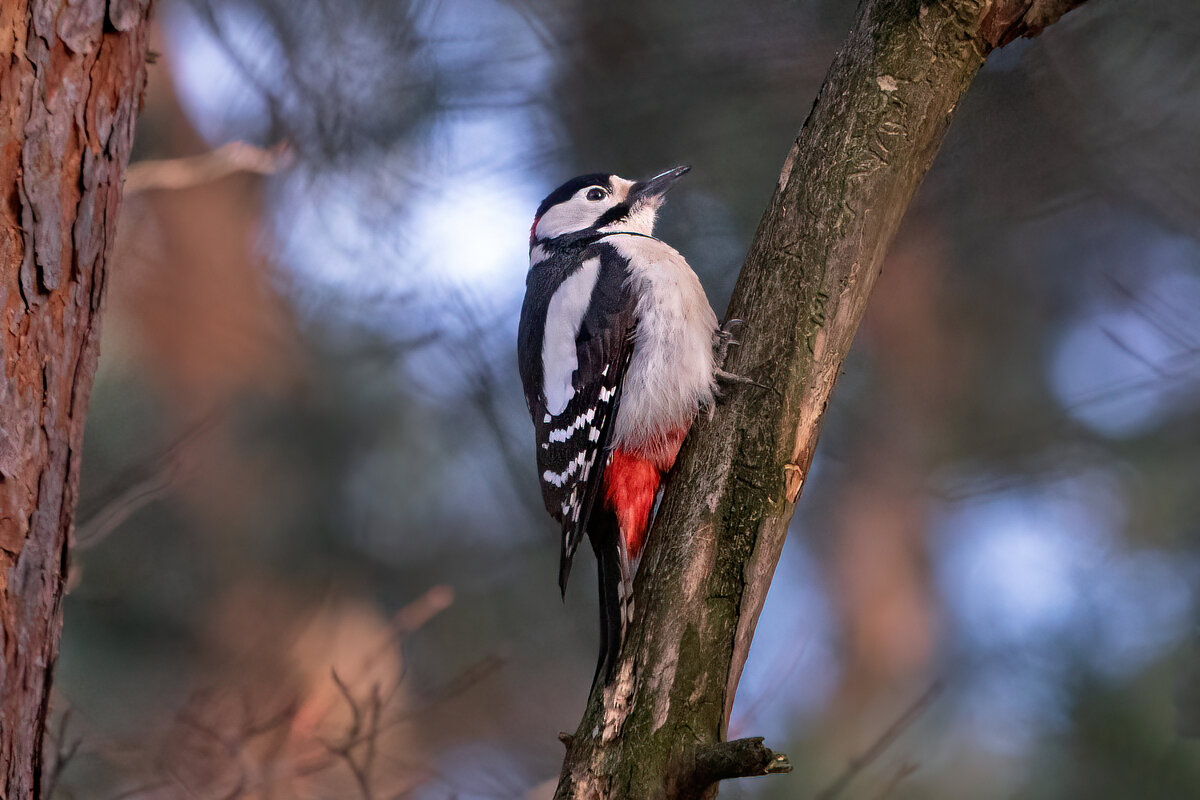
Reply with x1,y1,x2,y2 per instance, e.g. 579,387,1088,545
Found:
685,737,792,791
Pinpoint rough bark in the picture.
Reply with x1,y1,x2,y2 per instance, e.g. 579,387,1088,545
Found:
554,1,1089,797
0,1,152,795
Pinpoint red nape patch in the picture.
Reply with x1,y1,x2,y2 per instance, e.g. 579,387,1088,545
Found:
603,449,661,560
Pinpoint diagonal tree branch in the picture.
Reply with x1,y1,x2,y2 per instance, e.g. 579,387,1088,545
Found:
554,1,1090,797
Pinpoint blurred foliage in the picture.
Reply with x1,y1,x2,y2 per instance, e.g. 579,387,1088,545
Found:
47,0,1200,798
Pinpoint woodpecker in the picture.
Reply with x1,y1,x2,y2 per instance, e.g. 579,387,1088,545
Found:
518,166,731,682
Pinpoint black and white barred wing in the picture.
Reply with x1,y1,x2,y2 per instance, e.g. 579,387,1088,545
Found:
517,248,635,593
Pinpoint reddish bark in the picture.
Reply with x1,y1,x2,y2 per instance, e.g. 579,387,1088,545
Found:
0,1,152,795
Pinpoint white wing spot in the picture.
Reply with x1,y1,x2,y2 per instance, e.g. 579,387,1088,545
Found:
548,407,596,442
542,451,588,488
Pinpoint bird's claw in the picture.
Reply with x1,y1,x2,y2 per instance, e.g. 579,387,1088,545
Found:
712,320,768,394
715,368,768,389
713,318,744,369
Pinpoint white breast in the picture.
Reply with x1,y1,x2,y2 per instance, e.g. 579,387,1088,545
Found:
606,235,717,452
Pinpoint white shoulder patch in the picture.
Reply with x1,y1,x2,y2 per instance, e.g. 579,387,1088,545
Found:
542,256,601,415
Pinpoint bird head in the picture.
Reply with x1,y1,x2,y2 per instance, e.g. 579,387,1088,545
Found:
530,166,690,246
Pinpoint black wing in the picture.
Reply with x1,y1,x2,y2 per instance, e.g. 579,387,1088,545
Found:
517,244,636,594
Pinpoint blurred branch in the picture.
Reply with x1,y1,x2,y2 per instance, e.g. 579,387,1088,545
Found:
813,681,944,800
554,1,1090,797
78,587,473,800
124,141,292,194
41,710,81,800
360,584,455,684
323,671,384,800
871,762,919,800
76,414,220,550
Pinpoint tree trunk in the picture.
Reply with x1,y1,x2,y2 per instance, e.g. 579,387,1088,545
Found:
554,1,1090,797
0,1,152,795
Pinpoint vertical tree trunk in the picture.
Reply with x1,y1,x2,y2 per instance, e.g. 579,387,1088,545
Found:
0,1,152,795
555,1,1090,797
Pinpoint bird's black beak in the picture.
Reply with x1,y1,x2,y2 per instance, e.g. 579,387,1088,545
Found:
629,165,690,205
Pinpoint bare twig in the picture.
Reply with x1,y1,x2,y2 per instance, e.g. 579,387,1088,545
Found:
76,414,220,550
813,681,944,800
359,584,456,674
81,586,464,800
871,762,919,800
41,709,81,800
322,669,381,800
124,142,292,194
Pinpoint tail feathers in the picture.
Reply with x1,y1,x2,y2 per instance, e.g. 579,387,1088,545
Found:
616,541,635,637
558,546,573,599
589,510,625,686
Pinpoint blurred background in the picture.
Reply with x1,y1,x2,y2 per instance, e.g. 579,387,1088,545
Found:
47,0,1200,797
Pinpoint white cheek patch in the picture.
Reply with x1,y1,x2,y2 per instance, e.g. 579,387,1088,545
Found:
536,200,595,240
542,256,601,415
535,181,634,240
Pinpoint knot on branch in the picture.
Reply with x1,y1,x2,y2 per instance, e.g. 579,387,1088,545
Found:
979,0,1090,50
681,737,792,795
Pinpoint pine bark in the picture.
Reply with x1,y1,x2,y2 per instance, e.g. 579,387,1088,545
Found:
0,1,152,795
554,1,1090,797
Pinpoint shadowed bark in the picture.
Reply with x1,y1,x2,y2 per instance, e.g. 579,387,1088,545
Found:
0,1,153,795
554,1,1090,797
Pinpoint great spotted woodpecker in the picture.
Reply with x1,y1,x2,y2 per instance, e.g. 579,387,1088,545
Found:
518,166,731,682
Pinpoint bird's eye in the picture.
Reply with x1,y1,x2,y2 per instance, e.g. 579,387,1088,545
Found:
586,187,606,201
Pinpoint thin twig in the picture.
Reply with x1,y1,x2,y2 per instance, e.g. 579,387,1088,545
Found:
872,761,918,800
813,681,945,800
76,414,220,549
359,584,455,674
42,709,81,799
125,141,292,194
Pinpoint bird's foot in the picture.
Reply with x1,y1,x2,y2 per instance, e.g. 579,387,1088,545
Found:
715,367,762,386
712,319,768,393
713,318,744,370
